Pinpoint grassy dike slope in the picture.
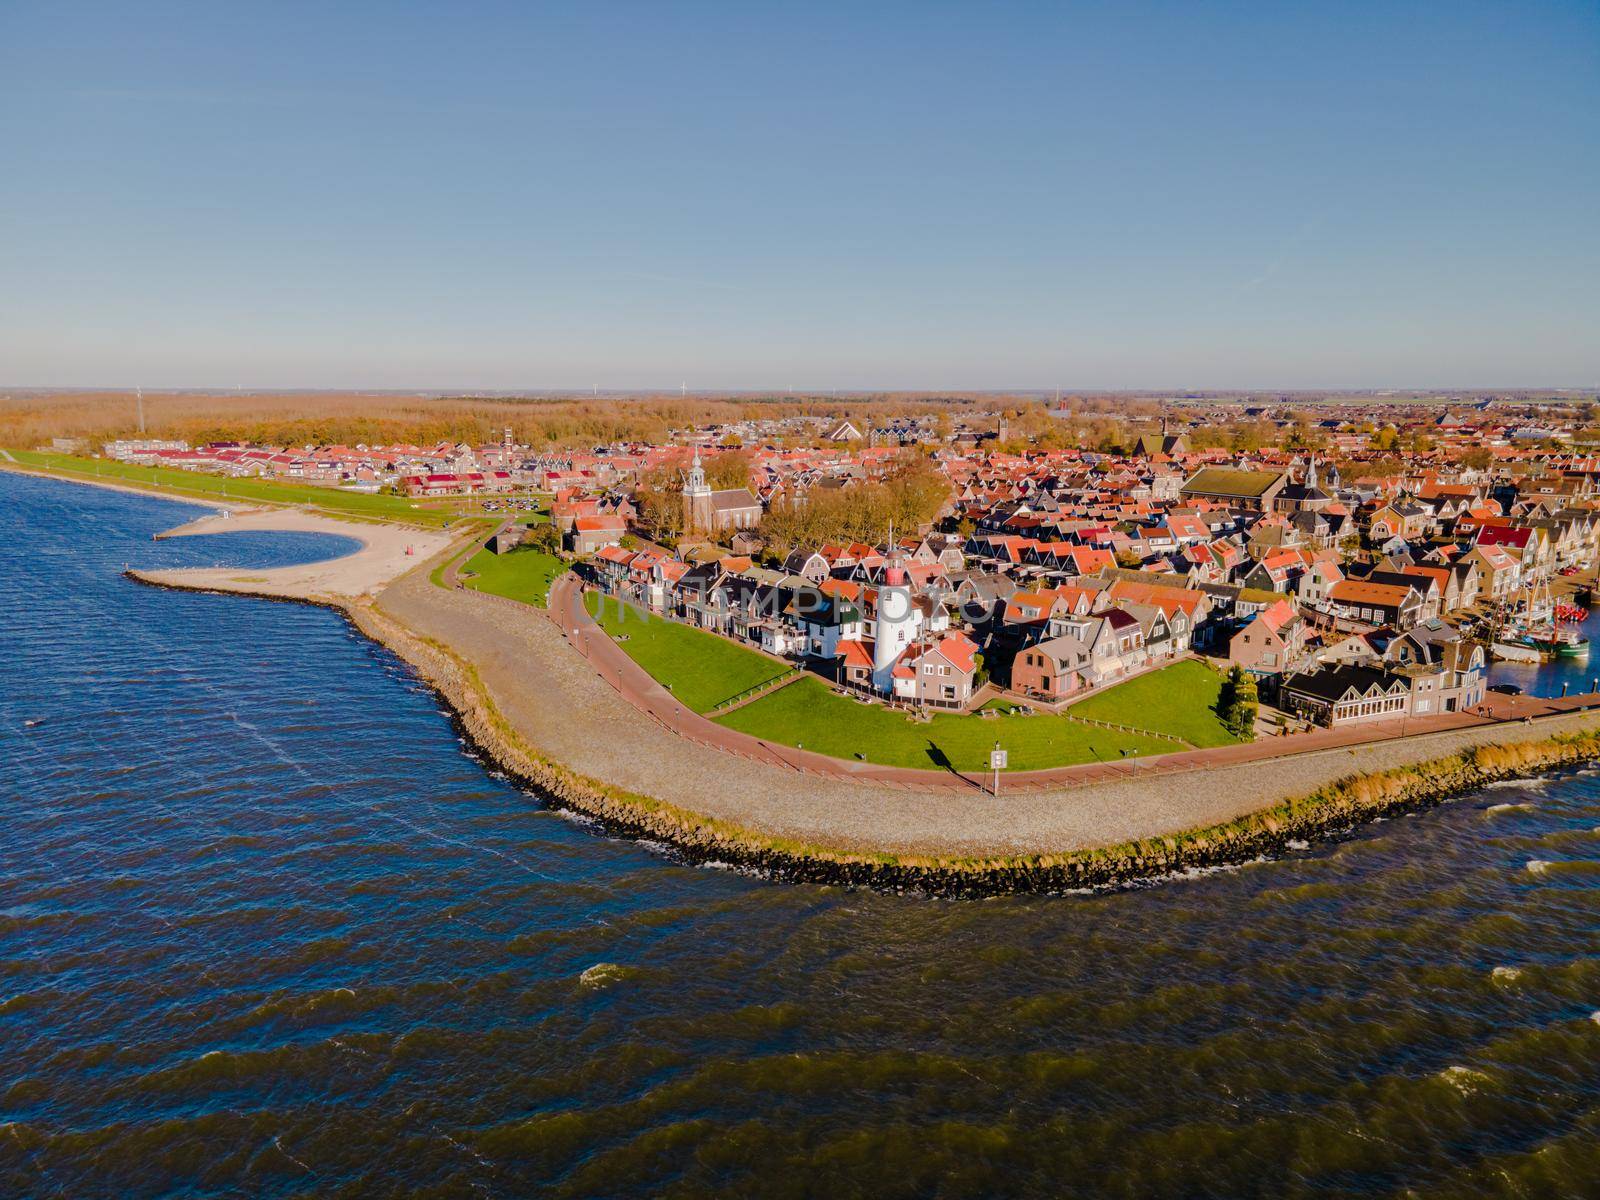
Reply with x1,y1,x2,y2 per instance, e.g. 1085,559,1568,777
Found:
581,593,790,713
1068,659,1241,748
716,676,1177,771
461,545,566,609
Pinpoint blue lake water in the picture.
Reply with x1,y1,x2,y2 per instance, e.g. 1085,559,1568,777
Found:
4,469,1600,1198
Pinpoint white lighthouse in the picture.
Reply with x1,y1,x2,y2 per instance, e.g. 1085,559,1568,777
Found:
872,538,918,693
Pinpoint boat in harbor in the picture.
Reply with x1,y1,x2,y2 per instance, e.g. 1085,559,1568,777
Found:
1491,641,1543,664
1512,624,1590,658
1493,580,1591,659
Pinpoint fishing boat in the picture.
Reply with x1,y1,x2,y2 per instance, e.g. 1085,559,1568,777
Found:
1495,579,1590,658
1491,641,1543,664
1515,625,1590,658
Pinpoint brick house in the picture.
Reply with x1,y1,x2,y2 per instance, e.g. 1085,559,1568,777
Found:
889,632,981,708
1228,599,1305,676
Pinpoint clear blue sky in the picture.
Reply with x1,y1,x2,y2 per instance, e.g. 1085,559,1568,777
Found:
2,1,1596,391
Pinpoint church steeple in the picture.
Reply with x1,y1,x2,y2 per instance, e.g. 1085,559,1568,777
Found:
682,437,712,535
685,441,709,496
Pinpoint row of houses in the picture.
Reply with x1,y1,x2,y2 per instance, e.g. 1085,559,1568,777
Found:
589,542,985,708
1280,620,1488,726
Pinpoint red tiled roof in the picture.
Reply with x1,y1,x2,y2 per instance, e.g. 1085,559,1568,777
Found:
837,639,874,668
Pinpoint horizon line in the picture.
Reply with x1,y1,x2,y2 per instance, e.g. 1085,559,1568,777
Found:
4,383,1598,398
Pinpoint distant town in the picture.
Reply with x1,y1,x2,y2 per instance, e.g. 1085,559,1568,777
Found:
22,390,1600,751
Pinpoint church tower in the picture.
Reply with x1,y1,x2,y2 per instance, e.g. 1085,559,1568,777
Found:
682,443,713,532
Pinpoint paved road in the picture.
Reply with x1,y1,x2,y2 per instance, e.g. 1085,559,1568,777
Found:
548,575,1600,793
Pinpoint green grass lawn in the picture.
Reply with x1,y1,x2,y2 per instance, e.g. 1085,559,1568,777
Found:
1068,659,1241,748
584,592,791,714
8,449,460,527
717,676,1178,772
460,545,565,608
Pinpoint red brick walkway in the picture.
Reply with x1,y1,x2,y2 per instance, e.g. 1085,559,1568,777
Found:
547,574,1600,794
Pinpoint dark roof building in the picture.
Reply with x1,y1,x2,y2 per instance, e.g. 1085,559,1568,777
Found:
1280,664,1412,726
1179,467,1288,512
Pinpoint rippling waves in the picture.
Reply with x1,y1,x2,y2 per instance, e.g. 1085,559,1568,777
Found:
4,471,1600,1199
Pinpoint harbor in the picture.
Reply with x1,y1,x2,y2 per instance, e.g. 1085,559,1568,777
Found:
1485,573,1598,676
1488,600,1600,697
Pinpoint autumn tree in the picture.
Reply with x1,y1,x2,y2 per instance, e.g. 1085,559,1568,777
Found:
705,449,752,490
635,464,686,543
526,521,562,555
758,455,951,558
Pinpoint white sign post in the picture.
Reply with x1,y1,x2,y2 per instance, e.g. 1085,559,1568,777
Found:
989,744,1007,796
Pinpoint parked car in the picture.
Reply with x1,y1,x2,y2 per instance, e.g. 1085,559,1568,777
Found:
1489,683,1523,696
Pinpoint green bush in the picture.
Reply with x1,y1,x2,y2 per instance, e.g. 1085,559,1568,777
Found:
1217,665,1258,741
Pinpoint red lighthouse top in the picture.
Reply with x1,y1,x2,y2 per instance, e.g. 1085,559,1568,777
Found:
883,528,909,586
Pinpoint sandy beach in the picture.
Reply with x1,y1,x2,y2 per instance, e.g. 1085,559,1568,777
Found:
130,508,455,602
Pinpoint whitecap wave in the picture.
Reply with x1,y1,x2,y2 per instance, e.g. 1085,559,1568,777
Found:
579,962,628,989
1439,1064,1490,1093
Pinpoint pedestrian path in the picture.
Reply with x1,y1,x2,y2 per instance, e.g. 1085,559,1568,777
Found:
709,669,805,715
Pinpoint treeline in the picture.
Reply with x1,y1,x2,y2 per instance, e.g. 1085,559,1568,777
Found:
758,456,952,556
0,390,995,453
